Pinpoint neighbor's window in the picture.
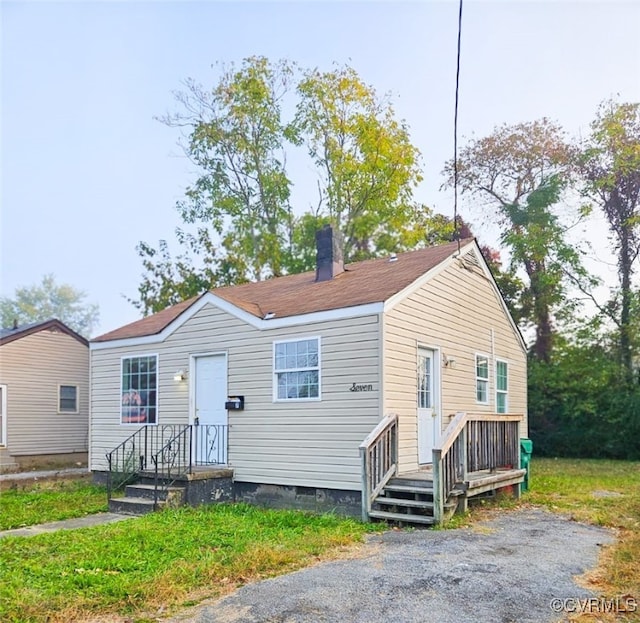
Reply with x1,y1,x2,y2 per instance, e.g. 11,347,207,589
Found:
496,360,508,413
274,338,320,400
476,355,489,403
59,385,78,413
121,355,158,424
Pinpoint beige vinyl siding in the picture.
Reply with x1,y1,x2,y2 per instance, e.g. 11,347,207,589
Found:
383,249,528,474
0,331,89,455
91,304,381,490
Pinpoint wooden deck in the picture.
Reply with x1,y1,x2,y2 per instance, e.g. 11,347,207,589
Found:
400,466,525,493
360,413,527,526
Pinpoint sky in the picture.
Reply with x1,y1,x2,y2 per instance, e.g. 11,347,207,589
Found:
2,0,639,337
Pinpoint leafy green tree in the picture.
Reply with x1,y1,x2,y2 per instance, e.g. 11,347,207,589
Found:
528,326,640,459
283,205,472,274
0,274,99,338
293,65,422,262
134,59,427,314
446,119,592,362
130,240,216,315
133,57,295,314
578,100,640,379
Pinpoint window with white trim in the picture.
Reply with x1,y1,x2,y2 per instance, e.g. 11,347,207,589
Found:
59,385,78,413
476,355,489,403
274,338,320,400
496,360,508,413
121,355,158,424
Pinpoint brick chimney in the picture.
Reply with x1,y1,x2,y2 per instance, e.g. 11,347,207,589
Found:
315,224,344,282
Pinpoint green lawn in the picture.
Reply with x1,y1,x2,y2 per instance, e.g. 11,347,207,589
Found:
0,479,108,530
0,503,376,623
525,457,640,528
1,459,638,623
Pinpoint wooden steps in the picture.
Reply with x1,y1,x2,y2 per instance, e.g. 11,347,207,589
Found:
371,476,436,526
368,510,436,524
369,467,526,527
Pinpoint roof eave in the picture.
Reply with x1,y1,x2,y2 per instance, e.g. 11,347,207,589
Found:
0,319,89,347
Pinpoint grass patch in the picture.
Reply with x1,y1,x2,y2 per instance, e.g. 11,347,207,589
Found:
0,503,377,622
524,457,640,622
525,457,640,529
0,479,108,530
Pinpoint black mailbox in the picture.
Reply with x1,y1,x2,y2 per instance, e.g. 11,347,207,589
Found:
225,396,245,410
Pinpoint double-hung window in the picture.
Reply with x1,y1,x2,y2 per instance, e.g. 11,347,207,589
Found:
59,385,78,413
121,355,158,424
274,337,320,400
476,354,489,404
496,360,508,413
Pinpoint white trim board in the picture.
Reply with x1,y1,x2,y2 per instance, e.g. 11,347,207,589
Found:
91,296,383,350
383,239,476,313
91,239,525,355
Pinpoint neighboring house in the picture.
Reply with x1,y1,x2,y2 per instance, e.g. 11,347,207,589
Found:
90,228,528,524
0,319,89,471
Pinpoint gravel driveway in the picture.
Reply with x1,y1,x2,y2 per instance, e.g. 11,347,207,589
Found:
171,508,613,623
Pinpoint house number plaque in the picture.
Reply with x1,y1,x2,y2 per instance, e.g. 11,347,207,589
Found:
350,382,374,392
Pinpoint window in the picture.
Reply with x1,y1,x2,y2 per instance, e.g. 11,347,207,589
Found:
476,355,489,403
417,351,432,409
59,385,78,413
121,355,158,424
274,338,320,400
496,360,508,413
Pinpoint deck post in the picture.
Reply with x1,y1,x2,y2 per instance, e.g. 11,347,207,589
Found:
457,425,468,514
432,449,444,526
459,424,468,481
360,444,370,522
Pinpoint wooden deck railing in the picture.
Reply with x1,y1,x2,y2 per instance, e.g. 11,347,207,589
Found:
359,414,398,522
433,412,523,525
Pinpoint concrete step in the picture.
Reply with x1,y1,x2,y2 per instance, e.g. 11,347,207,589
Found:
109,496,165,516
137,473,187,487
375,496,434,510
125,483,186,504
368,509,437,525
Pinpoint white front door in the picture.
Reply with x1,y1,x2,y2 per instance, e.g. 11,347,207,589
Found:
193,354,228,464
0,385,6,446
417,348,440,464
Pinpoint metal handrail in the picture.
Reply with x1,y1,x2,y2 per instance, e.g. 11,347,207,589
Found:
106,426,148,501
106,423,229,507
105,424,184,501
151,425,192,508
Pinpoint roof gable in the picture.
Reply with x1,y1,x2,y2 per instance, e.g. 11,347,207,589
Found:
0,319,89,347
93,239,489,344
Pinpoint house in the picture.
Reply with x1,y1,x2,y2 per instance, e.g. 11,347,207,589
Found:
90,228,528,524
0,319,90,472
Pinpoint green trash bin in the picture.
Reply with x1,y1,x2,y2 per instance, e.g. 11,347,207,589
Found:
520,438,533,493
